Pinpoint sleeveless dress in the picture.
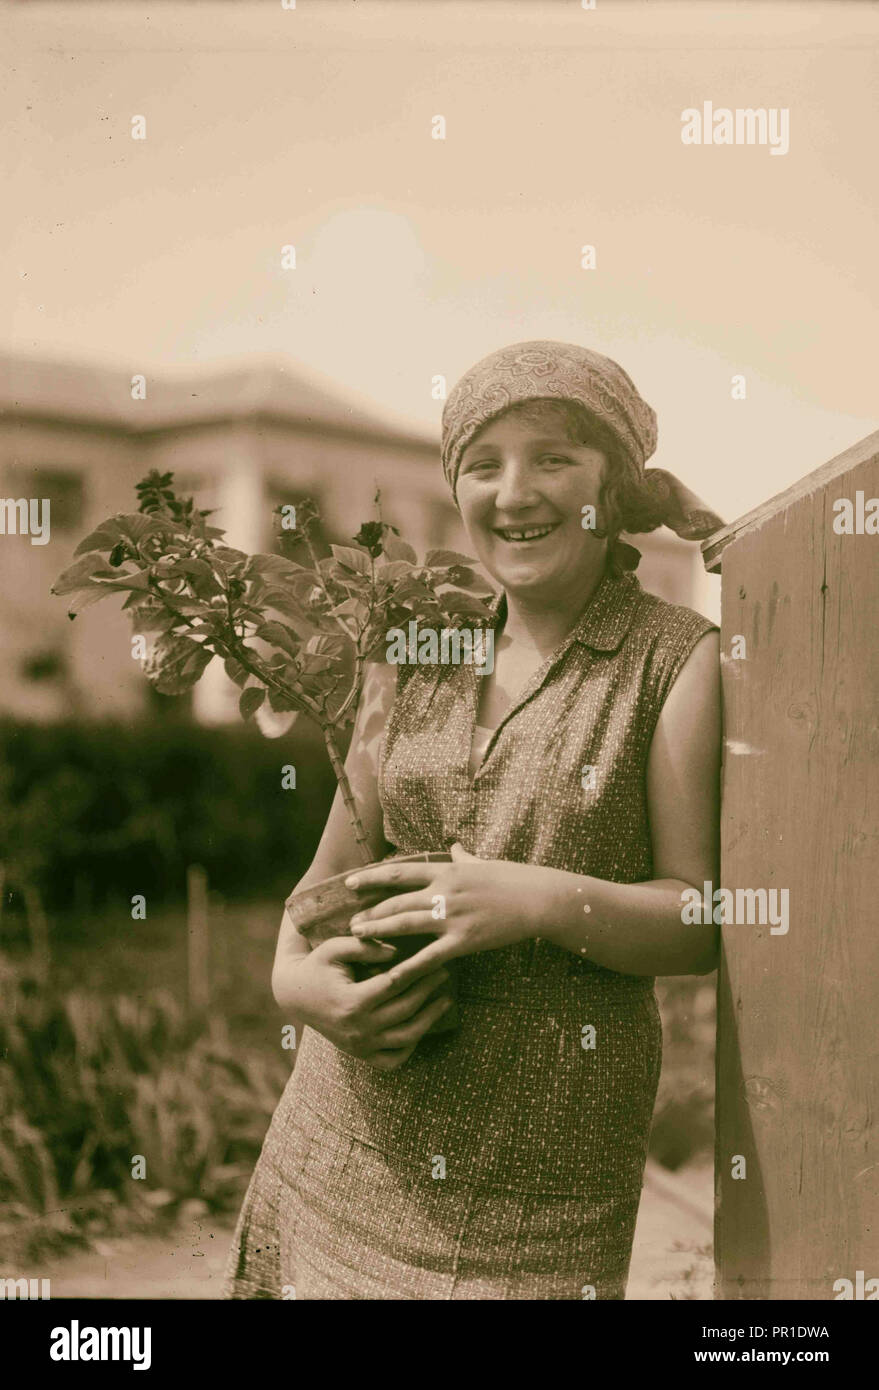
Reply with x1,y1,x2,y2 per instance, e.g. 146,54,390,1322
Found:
222,569,718,1300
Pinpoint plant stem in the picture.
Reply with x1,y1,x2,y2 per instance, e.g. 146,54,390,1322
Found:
321,725,374,867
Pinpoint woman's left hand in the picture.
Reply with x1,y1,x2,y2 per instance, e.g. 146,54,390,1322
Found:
345,844,547,986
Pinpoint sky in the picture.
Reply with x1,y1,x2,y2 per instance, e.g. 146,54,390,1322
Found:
4,0,879,529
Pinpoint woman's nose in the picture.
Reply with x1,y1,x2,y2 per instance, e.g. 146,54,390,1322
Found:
493,463,540,510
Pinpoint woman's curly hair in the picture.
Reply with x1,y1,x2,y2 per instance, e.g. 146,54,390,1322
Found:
482,399,672,576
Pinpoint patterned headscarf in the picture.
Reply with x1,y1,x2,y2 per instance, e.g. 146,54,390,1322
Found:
441,341,725,552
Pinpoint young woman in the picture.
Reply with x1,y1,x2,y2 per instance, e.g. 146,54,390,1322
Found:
223,340,724,1300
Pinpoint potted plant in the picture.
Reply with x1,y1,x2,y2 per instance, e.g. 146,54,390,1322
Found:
52,470,495,1033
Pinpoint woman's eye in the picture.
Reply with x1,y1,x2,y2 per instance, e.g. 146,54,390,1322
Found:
540,455,572,467
464,459,498,473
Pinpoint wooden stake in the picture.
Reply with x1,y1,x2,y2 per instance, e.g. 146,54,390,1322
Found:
186,864,210,1014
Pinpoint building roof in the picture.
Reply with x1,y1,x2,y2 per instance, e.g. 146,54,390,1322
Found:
0,350,437,451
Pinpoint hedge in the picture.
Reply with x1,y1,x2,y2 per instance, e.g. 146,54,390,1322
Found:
0,718,337,911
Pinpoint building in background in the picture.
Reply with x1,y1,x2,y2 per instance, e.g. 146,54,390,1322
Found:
0,351,717,723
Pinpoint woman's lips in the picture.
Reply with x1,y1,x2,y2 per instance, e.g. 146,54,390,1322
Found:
491,522,561,545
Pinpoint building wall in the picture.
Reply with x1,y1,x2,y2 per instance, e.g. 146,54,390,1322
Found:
0,374,716,723
0,418,146,721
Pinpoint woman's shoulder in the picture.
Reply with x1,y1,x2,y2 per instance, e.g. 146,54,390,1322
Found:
628,580,719,647
624,581,720,708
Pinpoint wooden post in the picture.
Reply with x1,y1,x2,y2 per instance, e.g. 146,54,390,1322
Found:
186,864,210,1014
23,881,50,980
704,429,879,1300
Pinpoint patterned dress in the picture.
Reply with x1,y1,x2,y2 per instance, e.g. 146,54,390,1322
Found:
222,569,718,1300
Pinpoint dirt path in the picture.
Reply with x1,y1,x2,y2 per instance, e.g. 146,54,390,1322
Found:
628,1160,714,1299
40,1161,713,1300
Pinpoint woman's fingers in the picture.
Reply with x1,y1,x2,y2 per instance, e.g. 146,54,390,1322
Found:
319,936,398,966
372,991,454,1050
382,940,455,990
349,888,431,927
365,1043,418,1071
351,910,436,939
345,863,433,892
354,951,440,1005
368,968,449,1027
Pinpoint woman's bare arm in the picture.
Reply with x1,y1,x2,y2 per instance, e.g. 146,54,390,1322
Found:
538,628,722,975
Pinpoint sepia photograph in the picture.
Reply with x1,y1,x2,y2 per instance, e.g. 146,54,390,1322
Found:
1,0,878,1352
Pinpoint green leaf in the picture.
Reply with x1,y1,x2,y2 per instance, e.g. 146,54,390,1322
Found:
305,634,346,657
434,565,479,588
239,686,267,720
260,589,314,633
330,544,372,575
389,578,437,603
224,657,248,688
297,653,337,676
73,521,125,557
155,596,214,618
376,559,416,582
121,593,175,627
255,621,301,658
146,635,213,695
425,549,478,567
176,557,215,577
328,597,368,622
64,586,113,618
244,553,306,582
52,551,116,596
439,591,495,618
382,535,418,563
91,566,153,592
149,560,196,581
115,513,178,545
213,547,249,567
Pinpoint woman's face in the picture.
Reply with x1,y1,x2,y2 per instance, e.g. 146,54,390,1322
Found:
454,404,608,600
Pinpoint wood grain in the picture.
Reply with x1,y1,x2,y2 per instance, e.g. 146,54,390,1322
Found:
715,448,879,1298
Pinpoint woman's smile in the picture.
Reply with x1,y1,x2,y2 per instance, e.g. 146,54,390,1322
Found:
492,521,561,545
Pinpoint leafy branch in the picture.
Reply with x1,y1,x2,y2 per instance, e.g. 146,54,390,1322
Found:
52,471,494,865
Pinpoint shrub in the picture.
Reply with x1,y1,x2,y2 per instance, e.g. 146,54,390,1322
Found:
0,718,335,912
0,958,289,1260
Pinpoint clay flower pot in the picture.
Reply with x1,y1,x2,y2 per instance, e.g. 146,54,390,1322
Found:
284,852,459,1036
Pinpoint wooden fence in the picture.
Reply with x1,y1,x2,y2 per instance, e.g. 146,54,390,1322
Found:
703,429,879,1299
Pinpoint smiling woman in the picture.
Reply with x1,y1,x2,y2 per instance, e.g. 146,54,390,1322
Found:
223,339,726,1301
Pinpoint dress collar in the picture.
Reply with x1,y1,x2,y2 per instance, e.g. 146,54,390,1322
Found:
485,568,641,656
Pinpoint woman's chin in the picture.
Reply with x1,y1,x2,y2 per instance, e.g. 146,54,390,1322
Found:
491,561,564,594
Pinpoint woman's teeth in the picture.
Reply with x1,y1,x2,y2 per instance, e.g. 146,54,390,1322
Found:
494,524,558,542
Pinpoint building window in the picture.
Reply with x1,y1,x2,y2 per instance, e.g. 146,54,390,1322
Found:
21,468,85,532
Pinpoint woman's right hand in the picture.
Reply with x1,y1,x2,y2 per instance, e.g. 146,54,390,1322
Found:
272,936,453,1071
